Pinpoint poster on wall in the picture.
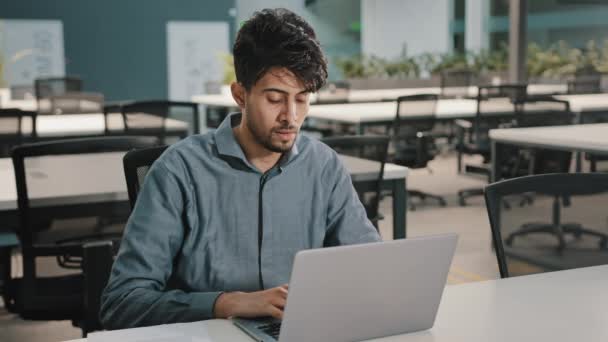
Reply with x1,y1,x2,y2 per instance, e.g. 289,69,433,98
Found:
166,21,229,101
0,19,65,88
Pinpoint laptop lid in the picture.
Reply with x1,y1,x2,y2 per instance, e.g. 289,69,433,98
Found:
279,233,458,342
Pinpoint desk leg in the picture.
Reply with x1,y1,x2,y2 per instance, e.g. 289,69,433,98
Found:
491,141,499,183
392,178,407,239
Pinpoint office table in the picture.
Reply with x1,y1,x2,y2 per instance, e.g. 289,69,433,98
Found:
489,123,608,182
0,152,408,239
70,264,608,342
191,84,568,107
307,93,608,134
0,113,189,139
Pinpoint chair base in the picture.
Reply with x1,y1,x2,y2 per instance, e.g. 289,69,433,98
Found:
408,190,446,211
458,187,484,206
506,223,608,252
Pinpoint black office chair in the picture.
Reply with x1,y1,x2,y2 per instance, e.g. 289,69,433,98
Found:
440,69,474,98
121,101,199,144
10,84,35,100
456,84,528,205
0,109,37,157
123,145,169,209
5,136,157,336
34,76,83,99
389,94,446,209
41,92,105,115
567,66,602,95
321,135,389,230
484,173,608,278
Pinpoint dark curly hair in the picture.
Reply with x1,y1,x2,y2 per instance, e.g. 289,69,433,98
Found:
233,8,328,93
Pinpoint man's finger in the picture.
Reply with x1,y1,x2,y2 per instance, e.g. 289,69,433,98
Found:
271,297,287,309
267,305,284,320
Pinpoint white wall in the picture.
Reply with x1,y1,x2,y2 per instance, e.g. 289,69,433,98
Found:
361,0,452,59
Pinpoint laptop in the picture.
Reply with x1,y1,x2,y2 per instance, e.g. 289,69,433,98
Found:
233,233,458,342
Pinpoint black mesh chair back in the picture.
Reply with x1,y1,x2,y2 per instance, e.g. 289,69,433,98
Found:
0,109,37,157
567,70,602,94
123,145,169,209
315,81,350,104
485,173,608,278
121,101,199,143
40,92,105,115
7,136,158,334
321,135,389,228
391,94,438,168
34,76,83,99
469,84,528,153
515,96,574,128
440,69,474,98
10,84,35,100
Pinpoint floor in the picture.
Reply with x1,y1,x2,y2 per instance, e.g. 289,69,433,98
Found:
0,151,503,341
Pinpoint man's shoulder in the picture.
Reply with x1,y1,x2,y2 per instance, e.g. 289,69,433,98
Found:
155,132,215,173
296,134,342,170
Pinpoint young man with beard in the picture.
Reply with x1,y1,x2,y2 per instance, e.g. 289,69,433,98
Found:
100,8,380,329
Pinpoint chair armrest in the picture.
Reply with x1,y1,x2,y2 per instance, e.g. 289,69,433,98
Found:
82,241,114,335
454,119,473,130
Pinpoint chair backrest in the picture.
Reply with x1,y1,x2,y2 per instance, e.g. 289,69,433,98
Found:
121,101,199,143
0,109,37,157
40,92,105,115
567,74,602,94
471,84,528,149
515,95,574,128
440,69,474,98
315,81,350,104
10,84,35,100
34,76,83,99
321,135,389,226
122,145,169,209
11,136,158,250
484,173,608,278
390,94,438,168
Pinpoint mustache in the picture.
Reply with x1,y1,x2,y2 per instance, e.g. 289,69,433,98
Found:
272,124,298,132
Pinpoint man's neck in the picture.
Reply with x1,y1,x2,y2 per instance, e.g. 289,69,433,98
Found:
233,124,282,173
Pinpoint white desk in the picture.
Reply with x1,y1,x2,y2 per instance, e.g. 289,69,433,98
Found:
489,123,608,182
0,113,189,139
71,265,608,342
191,84,568,107
0,153,408,237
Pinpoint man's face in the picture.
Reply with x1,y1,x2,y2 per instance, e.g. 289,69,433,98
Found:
236,67,310,153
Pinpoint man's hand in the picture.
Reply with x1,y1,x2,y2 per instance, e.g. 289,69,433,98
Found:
213,284,289,319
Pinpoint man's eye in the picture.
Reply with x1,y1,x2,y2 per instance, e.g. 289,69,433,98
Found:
268,98,282,103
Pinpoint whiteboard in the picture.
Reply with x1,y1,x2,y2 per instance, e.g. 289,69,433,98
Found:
166,21,229,101
0,19,65,87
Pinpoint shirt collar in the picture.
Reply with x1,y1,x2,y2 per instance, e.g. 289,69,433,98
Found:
214,112,301,168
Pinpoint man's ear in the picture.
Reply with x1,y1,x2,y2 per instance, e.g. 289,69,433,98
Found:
231,82,246,109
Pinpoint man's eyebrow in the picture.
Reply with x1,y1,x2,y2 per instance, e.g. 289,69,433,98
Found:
263,88,309,95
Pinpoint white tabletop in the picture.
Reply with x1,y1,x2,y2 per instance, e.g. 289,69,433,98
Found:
490,123,608,154
307,93,608,125
71,265,608,342
0,153,407,212
0,113,189,138
191,84,568,108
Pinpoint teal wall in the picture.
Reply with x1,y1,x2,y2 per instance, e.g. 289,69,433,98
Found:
2,0,235,100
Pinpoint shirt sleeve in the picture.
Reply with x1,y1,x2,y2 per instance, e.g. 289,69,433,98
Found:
323,153,382,246
100,160,221,330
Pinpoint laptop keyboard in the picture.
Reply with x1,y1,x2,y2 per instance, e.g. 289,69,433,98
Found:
258,322,282,339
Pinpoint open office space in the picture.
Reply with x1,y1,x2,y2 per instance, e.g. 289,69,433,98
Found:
1,1,608,341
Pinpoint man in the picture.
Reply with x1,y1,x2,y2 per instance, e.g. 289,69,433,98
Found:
100,8,380,330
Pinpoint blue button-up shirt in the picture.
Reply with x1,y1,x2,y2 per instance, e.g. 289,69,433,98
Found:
100,113,381,329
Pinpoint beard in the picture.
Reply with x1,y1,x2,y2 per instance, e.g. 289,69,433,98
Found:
246,117,298,153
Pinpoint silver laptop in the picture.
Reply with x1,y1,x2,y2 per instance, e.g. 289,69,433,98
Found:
233,233,458,341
